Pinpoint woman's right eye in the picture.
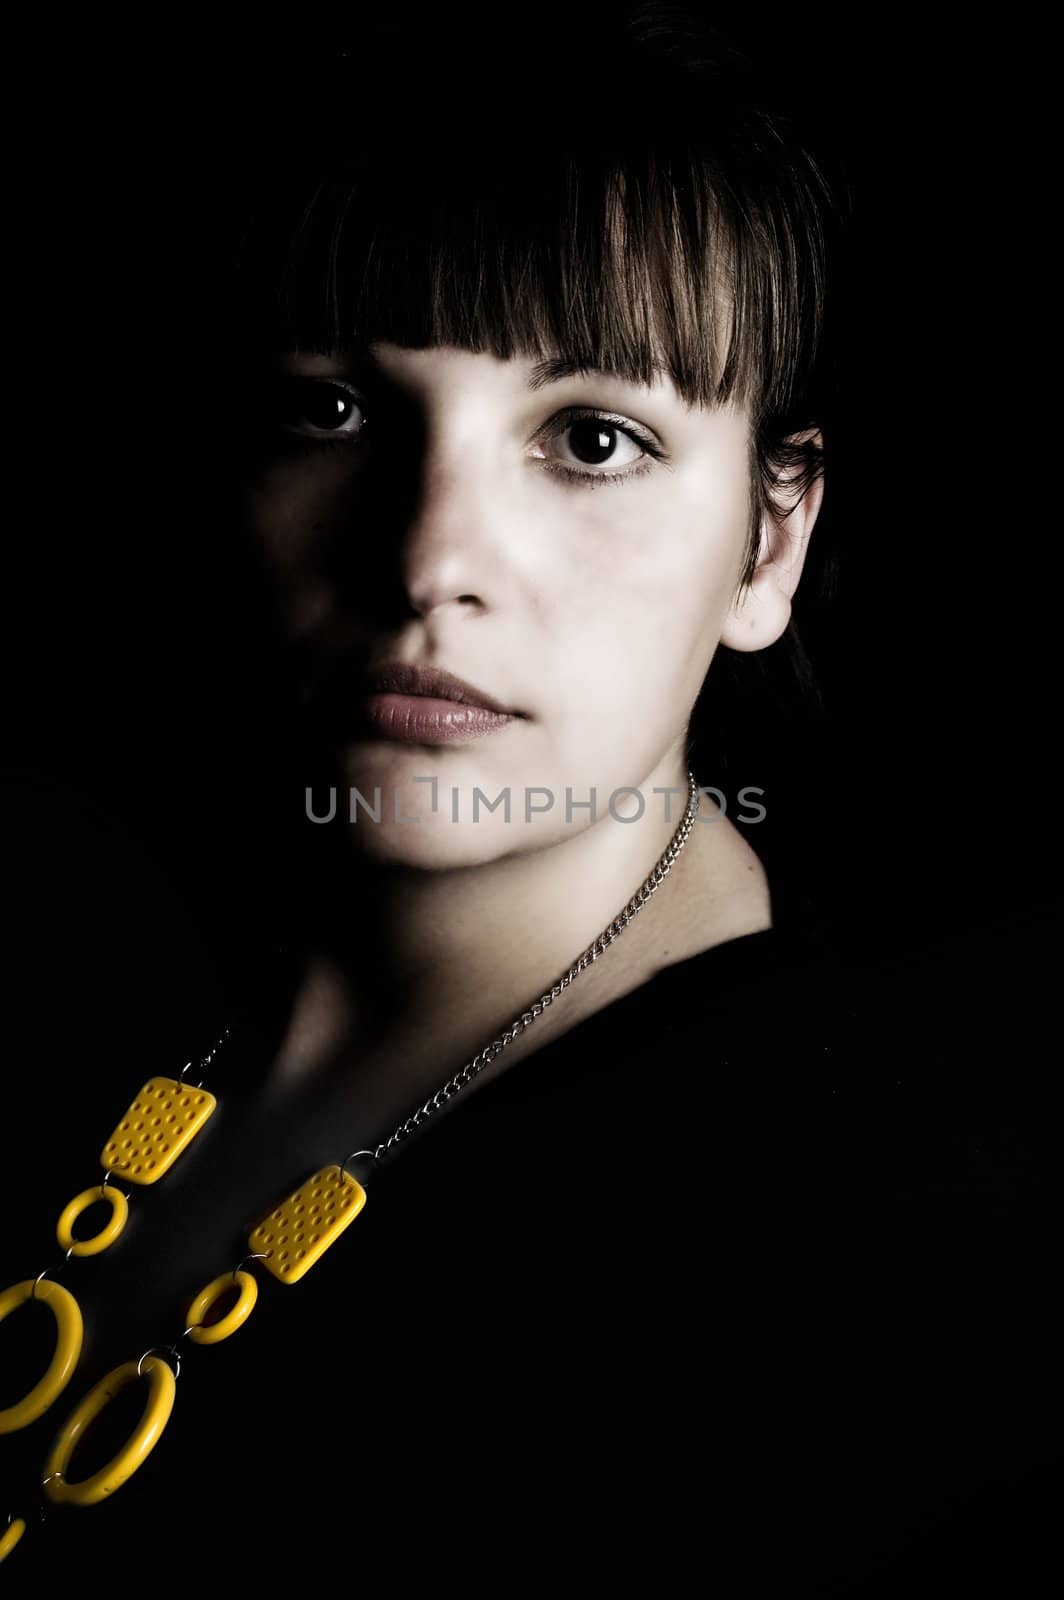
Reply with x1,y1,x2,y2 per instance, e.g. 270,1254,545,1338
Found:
272,377,367,441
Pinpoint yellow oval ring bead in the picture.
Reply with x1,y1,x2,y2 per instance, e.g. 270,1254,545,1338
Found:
186,1269,259,1346
0,1517,27,1563
0,1279,84,1435
56,1183,129,1258
44,1355,176,1506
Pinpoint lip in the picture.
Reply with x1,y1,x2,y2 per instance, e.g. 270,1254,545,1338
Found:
364,662,517,713
357,661,522,746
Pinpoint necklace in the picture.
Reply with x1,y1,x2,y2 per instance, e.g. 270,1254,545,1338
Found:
0,771,700,1564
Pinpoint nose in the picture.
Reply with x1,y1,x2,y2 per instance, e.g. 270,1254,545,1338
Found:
399,454,500,621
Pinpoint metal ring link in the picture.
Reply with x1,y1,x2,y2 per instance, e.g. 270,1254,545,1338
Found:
233,1252,270,1277
32,1251,75,1297
339,1150,378,1185
136,1343,182,1381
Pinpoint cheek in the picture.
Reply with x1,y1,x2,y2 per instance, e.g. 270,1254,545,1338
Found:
546,480,747,716
246,465,345,636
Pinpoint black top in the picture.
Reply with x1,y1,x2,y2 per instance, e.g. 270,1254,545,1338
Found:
4,921,1059,1594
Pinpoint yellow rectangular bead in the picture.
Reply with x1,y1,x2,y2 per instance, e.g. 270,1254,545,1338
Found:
100,1077,217,1185
248,1167,367,1285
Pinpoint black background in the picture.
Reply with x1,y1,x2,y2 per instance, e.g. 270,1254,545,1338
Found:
2,13,1059,1588
2,14,1055,1100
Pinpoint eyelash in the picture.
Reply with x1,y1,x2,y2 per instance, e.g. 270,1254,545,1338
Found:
540,459,657,489
537,409,665,488
275,383,667,488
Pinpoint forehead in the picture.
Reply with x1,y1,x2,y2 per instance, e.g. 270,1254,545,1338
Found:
290,342,674,385
282,342,718,413
250,148,746,415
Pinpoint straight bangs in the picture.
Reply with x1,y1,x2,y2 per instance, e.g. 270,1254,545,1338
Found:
233,127,827,429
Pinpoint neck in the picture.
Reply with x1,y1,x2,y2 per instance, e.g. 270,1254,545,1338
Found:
308,749,695,1025
259,746,770,1118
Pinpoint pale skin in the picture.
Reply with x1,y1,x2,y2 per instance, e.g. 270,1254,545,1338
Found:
242,340,824,1157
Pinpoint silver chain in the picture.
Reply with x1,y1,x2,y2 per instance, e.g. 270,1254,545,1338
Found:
185,771,701,1178
355,769,701,1169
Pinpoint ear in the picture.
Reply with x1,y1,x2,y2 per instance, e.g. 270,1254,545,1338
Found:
720,428,825,653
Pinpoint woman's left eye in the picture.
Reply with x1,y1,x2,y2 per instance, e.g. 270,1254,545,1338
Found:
531,410,664,486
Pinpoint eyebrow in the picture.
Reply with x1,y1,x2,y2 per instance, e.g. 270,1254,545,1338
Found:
525,357,671,392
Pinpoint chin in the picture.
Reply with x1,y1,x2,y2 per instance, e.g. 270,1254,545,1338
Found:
346,800,627,870
346,811,535,870
331,737,625,866
340,736,524,802
328,744,490,867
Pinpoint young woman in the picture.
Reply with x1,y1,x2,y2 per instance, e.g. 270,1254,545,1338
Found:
9,11,1052,1594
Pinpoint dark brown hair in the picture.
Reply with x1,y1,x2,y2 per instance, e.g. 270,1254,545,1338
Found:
227,6,838,597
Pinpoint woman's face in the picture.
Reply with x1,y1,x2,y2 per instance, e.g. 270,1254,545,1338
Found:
245,340,755,865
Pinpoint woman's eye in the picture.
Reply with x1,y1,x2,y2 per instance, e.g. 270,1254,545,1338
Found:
549,419,644,467
532,410,663,484
273,377,366,440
